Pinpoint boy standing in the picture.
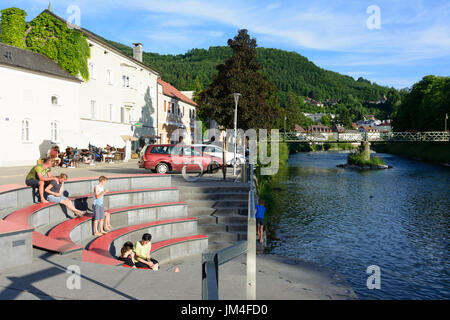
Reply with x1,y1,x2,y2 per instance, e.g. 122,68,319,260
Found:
93,176,112,236
255,199,266,244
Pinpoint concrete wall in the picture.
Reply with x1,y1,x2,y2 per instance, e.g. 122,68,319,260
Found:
109,219,198,258
0,175,172,218
152,238,208,264
70,204,188,243
0,229,33,271
0,65,81,167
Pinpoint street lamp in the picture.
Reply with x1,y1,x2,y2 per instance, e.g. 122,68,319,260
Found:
233,93,242,176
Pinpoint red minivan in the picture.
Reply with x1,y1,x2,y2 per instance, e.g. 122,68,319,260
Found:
142,144,223,174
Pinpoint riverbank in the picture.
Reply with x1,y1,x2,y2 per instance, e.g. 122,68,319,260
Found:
372,142,450,166
289,142,358,153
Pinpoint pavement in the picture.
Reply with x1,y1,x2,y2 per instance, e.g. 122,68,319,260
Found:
0,161,358,300
0,250,357,300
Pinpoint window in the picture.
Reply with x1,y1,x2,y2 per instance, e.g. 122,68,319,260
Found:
21,119,31,143
189,109,192,118
121,106,131,124
90,100,96,120
122,75,130,88
109,104,113,122
164,101,167,112
172,103,175,114
51,121,59,143
51,95,59,106
107,69,113,85
89,62,96,80
150,146,172,154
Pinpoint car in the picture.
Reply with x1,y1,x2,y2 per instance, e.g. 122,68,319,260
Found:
192,144,246,166
142,144,223,174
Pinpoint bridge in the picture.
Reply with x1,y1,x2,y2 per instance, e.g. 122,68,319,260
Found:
270,131,450,143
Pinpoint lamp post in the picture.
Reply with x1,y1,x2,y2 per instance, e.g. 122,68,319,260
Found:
445,113,448,132
233,93,241,176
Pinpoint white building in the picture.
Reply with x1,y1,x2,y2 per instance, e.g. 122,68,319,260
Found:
0,42,81,167
45,10,161,151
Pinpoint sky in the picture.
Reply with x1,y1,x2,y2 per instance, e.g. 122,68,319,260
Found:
3,0,450,89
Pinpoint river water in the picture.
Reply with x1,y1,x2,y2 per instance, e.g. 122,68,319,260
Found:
266,151,449,300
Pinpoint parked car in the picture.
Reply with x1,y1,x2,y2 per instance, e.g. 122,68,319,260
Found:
192,144,246,166
142,144,223,174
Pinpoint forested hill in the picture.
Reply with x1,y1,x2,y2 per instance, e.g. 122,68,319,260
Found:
107,40,392,106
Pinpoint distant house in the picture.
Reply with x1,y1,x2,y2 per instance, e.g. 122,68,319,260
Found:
326,99,340,106
352,123,360,130
307,125,332,133
358,126,379,133
331,124,346,133
295,124,306,133
303,113,336,122
376,120,392,133
305,97,324,107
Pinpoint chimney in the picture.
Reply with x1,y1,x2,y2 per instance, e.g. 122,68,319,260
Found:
133,43,143,62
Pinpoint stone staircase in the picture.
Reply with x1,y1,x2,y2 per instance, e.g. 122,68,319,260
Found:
175,182,250,252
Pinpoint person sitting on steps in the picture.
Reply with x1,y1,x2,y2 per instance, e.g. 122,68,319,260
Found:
133,233,159,270
119,242,136,268
45,173,86,217
25,157,57,204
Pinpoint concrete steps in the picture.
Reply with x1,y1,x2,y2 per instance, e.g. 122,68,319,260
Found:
180,193,248,201
185,199,248,208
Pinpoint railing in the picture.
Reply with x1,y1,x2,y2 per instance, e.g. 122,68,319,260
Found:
201,162,256,300
274,131,450,143
201,241,248,300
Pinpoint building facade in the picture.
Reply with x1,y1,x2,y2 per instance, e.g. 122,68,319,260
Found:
157,79,197,144
0,42,81,167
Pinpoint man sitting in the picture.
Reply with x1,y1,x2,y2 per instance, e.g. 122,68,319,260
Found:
25,158,57,203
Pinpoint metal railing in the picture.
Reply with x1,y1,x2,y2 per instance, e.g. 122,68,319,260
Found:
201,241,248,300
201,162,256,300
274,131,450,143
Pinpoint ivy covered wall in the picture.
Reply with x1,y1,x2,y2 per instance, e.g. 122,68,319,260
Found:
0,7,27,48
0,9,90,81
26,12,90,80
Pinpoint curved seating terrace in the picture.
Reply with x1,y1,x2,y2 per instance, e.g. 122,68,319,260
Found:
0,174,210,271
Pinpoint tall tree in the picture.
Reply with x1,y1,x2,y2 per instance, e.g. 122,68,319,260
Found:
198,29,281,130
393,76,450,131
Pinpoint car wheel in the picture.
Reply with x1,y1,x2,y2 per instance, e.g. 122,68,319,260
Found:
156,163,169,174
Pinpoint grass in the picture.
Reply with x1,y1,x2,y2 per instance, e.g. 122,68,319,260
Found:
347,151,386,167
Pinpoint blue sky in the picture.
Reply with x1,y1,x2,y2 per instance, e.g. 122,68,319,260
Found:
3,0,450,89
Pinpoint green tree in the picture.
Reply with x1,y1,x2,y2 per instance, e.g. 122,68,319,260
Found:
198,29,281,130
321,114,331,127
393,76,450,131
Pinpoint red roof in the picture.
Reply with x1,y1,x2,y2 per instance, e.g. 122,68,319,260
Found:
158,78,197,107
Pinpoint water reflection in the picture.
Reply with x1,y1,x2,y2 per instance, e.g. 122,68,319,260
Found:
267,152,450,300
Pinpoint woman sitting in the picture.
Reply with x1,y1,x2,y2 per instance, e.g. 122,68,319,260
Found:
45,173,86,217
119,242,136,268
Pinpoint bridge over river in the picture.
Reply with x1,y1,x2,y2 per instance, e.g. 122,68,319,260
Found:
270,131,449,143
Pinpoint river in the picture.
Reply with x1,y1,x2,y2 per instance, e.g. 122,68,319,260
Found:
266,151,449,300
